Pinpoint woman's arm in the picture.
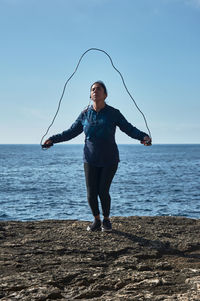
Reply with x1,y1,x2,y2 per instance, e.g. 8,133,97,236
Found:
116,110,151,144
43,113,83,147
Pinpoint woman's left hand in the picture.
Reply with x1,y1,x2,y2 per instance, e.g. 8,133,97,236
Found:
141,136,152,146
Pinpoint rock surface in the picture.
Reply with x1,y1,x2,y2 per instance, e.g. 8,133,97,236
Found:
0,216,200,300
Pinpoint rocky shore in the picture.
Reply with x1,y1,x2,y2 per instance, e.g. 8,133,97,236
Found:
0,216,200,300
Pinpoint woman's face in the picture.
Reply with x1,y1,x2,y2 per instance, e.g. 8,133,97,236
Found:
90,83,107,103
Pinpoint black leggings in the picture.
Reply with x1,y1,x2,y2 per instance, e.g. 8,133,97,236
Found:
84,163,118,217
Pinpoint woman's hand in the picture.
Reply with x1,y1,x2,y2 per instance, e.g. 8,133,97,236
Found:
42,139,54,149
140,136,152,146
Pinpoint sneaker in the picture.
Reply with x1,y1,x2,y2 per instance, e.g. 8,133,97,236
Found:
87,219,101,231
102,219,112,232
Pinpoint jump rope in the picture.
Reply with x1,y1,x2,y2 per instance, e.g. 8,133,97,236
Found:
40,48,152,148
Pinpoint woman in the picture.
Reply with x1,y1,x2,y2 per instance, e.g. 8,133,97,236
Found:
43,81,151,232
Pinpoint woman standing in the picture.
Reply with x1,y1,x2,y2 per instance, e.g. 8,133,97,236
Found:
43,81,151,232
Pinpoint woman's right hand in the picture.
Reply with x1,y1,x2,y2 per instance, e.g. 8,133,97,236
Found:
42,139,53,149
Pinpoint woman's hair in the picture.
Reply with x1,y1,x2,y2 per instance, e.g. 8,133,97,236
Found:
90,81,108,96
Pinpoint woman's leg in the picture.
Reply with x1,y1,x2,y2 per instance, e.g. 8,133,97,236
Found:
84,163,100,217
98,163,118,218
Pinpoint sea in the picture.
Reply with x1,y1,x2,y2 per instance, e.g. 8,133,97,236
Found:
0,144,200,221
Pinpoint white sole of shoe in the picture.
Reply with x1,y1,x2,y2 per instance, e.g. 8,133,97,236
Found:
102,227,112,232
87,226,101,231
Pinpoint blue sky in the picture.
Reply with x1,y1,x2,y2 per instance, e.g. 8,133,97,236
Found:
0,0,200,144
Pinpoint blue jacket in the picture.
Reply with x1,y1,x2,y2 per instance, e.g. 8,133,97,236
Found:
49,104,147,166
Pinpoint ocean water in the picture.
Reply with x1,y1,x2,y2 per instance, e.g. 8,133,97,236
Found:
0,144,200,221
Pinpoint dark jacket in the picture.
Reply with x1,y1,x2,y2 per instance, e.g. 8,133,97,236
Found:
49,104,147,166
